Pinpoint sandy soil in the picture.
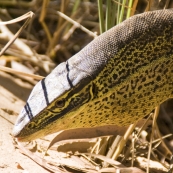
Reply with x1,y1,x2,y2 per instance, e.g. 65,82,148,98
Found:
0,71,50,173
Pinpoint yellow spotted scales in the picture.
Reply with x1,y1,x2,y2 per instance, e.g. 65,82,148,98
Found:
13,9,173,141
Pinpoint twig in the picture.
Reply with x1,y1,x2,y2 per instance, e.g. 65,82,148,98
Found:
56,11,97,38
0,11,34,56
0,65,44,80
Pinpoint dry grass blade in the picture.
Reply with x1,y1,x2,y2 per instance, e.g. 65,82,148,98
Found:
56,11,97,38
0,65,44,80
39,0,52,43
99,167,146,173
102,135,122,167
0,11,34,25
0,11,34,56
81,153,125,168
112,122,138,160
147,106,160,173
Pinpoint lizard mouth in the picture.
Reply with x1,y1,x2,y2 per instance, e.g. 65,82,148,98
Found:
14,131,44,142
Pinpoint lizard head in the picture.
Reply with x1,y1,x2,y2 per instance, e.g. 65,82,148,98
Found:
12,61,95,141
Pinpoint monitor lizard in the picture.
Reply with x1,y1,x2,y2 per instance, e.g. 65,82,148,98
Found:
13,9,173,141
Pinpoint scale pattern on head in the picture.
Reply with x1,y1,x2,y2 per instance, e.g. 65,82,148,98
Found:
13,9,173,141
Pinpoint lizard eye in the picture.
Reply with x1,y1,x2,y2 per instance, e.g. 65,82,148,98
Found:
56,99,65,108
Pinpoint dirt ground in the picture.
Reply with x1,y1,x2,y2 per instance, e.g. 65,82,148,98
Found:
0,71,50,173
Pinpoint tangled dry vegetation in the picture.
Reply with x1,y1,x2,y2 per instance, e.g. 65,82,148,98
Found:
0,0,173,172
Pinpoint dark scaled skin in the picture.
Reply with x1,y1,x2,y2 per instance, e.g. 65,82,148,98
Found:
13,9,173,141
